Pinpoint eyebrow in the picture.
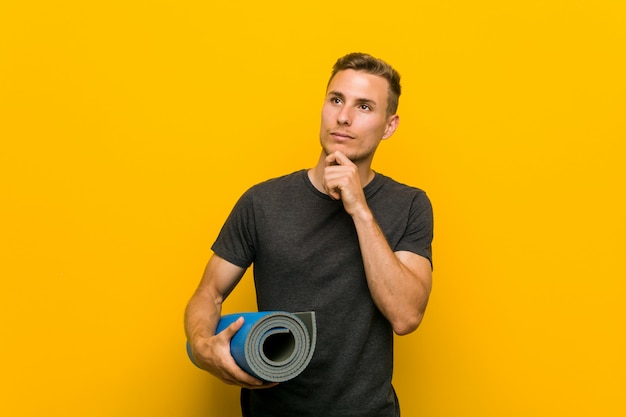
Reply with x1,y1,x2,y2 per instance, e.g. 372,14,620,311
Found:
328,90,377,107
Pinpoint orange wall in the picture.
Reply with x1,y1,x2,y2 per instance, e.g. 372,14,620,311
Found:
1,1,624,416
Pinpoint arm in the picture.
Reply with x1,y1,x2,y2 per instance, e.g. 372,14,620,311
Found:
323,152,432,335
184,253,277,388
352,217,432,335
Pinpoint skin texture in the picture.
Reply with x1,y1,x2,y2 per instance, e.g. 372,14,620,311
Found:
318,69,398,167
184,68,432,389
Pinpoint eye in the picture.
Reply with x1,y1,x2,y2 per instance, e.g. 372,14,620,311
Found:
330,96,343,105
359,104,371,111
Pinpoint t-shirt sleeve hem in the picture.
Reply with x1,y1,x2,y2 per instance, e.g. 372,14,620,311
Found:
211,244,252,269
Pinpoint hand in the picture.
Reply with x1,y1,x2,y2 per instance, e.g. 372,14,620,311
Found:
323,151,368,216
189,317,278,389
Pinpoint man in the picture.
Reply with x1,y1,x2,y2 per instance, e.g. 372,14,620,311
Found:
185,52,434,417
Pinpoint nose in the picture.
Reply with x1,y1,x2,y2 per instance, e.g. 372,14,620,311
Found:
337,106,352,125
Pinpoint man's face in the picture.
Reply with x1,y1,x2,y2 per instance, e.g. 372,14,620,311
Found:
319,69,398,165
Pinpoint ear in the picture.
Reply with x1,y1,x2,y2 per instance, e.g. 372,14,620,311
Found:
382,114,400,140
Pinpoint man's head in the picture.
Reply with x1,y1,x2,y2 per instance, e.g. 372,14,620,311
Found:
327,52,401,117
319,53,402,166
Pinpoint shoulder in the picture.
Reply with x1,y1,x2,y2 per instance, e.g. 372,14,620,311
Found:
371,172,430,201
240,170,308,201
254,170,307,189
247,170,306,192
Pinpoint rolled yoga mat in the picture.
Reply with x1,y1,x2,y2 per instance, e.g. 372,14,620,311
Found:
187,311,317,382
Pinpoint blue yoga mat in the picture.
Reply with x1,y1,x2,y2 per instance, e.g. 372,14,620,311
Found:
187,311,316,382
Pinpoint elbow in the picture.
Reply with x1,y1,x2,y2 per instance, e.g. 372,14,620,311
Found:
391,312,424,336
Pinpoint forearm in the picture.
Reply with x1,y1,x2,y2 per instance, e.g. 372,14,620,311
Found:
352,208,431,335
185,254,245,343
184,288,223,343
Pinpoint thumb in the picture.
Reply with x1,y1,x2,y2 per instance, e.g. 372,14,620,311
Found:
219,316,244,341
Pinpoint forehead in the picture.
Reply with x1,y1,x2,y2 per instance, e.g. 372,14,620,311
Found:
327,69,389,102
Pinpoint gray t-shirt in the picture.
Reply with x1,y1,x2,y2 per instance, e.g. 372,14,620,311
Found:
212,170,433,417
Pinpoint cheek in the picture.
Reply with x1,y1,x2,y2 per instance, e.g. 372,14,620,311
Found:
361,117,386,134
321,105,334,122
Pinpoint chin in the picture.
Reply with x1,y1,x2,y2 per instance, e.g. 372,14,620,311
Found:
322,142,350,156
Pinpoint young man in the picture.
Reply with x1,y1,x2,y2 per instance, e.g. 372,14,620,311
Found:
185,52,434,417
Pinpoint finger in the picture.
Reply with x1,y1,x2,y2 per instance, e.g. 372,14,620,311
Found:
245,382,280,390
218,316,244,341
229,369,279,389
213,317,270,388
227,367,266,387
327,187,341,200
225,361,277,389
323,175,342,200
325,151,348,166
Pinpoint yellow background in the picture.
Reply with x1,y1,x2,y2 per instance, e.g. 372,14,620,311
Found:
1,1,624,416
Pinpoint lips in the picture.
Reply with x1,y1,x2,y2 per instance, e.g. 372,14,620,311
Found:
330,131,354,139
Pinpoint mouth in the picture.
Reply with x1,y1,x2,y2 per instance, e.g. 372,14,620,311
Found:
330,131,354,140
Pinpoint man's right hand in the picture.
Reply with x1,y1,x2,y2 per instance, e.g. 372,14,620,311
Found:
189,316,279,390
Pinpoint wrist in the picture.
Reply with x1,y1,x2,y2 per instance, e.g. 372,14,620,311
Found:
350,205,374,223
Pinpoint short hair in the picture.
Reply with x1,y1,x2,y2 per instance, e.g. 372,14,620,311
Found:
328,52,402,116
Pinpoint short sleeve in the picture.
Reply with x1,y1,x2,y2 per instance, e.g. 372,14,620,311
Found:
211,188,258,269
395,191,434,268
